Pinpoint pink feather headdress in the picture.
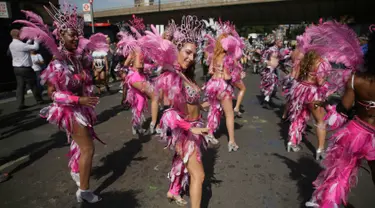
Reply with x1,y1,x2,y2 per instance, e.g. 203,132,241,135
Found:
44,1,84,38
301,20,363,69
216,18,238,37
173,15,205,49
129,14,146,33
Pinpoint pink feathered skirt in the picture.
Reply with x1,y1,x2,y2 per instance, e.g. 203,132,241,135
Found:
203,78,234,135
260,67,278,97
158,109,206,194
40,103,103,173
287,81,325,146
309,117,375,208
125,70,150,128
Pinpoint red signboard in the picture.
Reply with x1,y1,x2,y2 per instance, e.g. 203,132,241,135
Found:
89,23,111,27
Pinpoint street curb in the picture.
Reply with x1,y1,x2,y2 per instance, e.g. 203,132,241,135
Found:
0,140,56,172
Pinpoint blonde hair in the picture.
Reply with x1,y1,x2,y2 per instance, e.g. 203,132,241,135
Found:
213,33,228,63
298,50,320,81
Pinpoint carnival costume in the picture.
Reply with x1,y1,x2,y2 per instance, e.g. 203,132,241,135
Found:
259,30,283,107
139,16,210,199
116,15,159,135
287,20,362,155
203,20,244,141
305,27,367,208
14,2,108,197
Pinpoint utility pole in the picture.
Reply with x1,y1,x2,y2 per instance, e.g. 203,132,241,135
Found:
90,0,95,33
158,0,160,12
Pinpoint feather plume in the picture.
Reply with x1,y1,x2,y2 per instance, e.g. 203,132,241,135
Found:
139,25,177,66
21,10,50,35
304,21,363,69
19,27,60,59
86,33,108,52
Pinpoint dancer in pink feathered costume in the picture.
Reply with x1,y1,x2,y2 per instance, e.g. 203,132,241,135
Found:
204,20,244,152
286,20,362,161
281,47,304,121
306,27,373,208
260,30,284,109
14,2,108,203
116,16,160,135
140,16,210,207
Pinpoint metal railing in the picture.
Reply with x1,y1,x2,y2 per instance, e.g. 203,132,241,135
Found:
95,0,266,12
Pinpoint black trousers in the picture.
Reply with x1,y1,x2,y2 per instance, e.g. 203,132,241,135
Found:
13,67,42,107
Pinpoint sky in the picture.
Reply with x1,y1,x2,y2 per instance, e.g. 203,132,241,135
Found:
60,0,168,11
60,0,134,11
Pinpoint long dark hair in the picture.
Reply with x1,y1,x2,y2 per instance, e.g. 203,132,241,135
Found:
364,32,375,80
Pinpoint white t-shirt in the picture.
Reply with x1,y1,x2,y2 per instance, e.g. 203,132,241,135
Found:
92,51,108,70
31,54,44,72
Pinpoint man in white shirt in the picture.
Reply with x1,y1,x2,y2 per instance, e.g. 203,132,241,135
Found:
31,50,45,92
8,29,44,110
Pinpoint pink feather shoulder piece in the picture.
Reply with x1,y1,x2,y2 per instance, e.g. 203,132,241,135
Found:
13,10,60,59
139,24,177,66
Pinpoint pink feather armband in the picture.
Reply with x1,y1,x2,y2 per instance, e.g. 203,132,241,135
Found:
52,91,80,105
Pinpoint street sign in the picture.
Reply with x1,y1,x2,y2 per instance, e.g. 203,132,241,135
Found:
0,1,10,18
83,3,91,12
89,0,93,4
83,13,92,22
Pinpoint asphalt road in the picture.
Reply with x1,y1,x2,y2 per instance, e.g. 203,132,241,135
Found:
0,65,374,208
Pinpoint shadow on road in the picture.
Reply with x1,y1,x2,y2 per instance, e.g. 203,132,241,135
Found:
92,134,151,194
201,146,222,208
77,190,141,208
96,104,126,126
272,153,322,208
2,131,67,174
0,109,47,140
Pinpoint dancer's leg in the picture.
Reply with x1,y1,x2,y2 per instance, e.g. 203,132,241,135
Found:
221,98,237,146
186,150,205,208
233,81,246,113
71,123,94,190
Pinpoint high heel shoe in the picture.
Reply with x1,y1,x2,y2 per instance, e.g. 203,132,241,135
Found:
233,108,242,118
70,171,80,187
228,142,239,152
287,142,301,152
167,193,187,206
316,148,325,160
205,134,219,145
149,123,155,135
76,189,102,203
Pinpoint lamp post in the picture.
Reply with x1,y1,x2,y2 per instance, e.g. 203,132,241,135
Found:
89,0,95,33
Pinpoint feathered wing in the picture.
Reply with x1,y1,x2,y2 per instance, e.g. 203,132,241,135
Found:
14,10,59,59
117,32,139,57
221,35,244,60
19,27,61,59
302,20,363,94
305,21,363,69
203,34,216,64
140,24,178,66
21,10,50,35
86,33,108,52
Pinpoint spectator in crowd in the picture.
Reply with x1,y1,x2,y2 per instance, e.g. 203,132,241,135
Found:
30,50,45,93
8,29,44,110
107,37,117,82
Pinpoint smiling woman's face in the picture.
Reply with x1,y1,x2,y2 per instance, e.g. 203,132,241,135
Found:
177,43,197,70
61,28,79,51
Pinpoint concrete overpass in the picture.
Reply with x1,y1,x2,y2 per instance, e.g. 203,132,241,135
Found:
94,0,374,26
